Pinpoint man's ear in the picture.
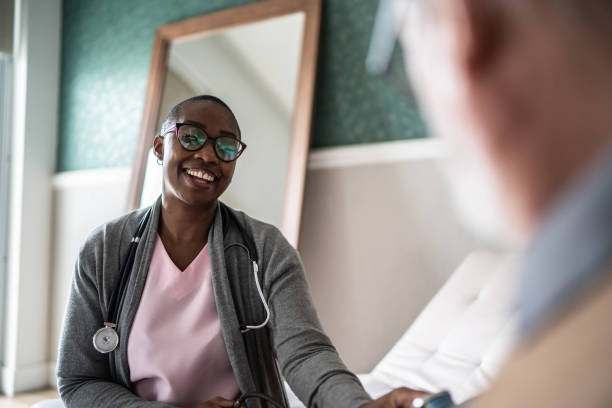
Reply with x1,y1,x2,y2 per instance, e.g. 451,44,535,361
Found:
453,0,507,75
153,135,164,161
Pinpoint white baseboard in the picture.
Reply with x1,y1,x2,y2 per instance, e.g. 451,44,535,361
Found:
1,361,52,396
308,138,446,170
52,166,131,189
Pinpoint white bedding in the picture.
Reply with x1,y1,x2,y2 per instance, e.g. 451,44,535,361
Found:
285,252,518,407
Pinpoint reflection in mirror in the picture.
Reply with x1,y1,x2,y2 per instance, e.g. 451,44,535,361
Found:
141,13,305,230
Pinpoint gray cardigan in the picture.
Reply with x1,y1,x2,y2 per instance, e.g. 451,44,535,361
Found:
56,198,371,408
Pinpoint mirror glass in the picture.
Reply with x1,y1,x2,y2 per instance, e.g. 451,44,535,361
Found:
141,12,305,229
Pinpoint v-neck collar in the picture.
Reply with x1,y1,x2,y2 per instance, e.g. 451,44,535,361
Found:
114,199,257,396
156,234,208,273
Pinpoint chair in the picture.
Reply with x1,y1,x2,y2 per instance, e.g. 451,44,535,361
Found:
286,251,519,406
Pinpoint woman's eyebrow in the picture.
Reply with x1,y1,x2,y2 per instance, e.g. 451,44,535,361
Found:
183,120,206,128
219,130,238,138
183,120,238,138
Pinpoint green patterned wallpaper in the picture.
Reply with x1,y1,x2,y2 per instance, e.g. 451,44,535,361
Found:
57,0,427,172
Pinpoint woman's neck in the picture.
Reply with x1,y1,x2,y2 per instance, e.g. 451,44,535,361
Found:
159,196,217,245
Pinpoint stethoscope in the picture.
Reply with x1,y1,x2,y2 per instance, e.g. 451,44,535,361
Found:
92,208,281,407
225,243,271,334
92,208,271,354
92,208,152,354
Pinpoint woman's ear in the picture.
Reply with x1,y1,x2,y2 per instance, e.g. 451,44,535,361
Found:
153,135,164,161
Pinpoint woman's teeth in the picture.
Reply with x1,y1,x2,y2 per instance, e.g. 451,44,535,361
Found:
186,168,215,182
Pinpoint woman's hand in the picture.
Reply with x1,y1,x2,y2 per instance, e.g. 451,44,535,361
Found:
196,396,235,408
361,387,428,408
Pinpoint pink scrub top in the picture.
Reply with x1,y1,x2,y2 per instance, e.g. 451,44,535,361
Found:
127,236,240,408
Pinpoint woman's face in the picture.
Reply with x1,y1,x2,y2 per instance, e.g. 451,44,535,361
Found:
154,100,240,208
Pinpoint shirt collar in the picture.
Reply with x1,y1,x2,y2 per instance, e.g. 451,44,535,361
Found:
519,144,612,338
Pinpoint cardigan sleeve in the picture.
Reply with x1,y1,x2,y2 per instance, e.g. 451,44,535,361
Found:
261,229,372,408
56,230,175,408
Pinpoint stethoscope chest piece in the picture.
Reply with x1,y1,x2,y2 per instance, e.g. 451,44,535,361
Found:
93,323,119,353
93,208,152,355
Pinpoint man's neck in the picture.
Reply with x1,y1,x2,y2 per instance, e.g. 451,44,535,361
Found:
506,129,612,240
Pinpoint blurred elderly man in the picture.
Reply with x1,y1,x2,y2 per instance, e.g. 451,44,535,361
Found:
364,1,612,407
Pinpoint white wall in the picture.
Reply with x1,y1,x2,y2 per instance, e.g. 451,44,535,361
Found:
222,12,304,115
46,139,485,380
2,0,61,396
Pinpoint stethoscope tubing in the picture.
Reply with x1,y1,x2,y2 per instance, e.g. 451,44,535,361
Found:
92,208,152,354
106,208,152,325
94,207,283,406
98,208,270,349
224,242,271,333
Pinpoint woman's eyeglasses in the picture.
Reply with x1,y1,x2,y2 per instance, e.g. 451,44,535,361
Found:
162,122,247,162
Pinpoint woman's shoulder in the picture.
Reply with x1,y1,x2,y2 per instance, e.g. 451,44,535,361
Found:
222,204,293,250
79,207,149,256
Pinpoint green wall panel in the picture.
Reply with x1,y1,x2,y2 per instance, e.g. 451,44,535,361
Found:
57,0,427,172
312,0,426,148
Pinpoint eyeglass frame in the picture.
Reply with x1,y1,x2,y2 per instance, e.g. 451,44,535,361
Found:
160,121,247,162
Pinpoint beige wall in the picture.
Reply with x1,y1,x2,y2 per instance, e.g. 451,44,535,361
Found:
299,156,481,373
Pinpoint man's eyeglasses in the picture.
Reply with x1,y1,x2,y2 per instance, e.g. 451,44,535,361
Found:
162,122,247,162
365,0,422,101
366,0,417,77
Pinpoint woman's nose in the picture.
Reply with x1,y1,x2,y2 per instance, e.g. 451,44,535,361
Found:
193,138,218,162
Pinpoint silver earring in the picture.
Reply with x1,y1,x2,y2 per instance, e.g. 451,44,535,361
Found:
156,158,163,165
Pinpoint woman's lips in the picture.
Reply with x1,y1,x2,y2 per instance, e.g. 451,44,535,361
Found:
185,168,215,182
183,168,217,188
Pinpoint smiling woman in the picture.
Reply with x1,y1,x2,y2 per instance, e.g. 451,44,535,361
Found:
129,0,322,248
55,96,373,408
154,96,242,222
153,98,242,275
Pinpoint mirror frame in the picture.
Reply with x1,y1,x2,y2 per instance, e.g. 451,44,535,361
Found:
127,0,321,246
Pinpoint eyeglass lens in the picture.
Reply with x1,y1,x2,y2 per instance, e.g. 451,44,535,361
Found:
177,124,242,162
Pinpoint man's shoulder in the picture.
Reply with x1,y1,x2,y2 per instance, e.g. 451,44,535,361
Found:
473,267,612,408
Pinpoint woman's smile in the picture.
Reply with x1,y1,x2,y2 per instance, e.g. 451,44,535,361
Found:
185,168,215,182
155,99,239,206
185,167,217,182
182,167,218,189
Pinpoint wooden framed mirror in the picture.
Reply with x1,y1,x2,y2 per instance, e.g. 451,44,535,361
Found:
127,0,321,246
